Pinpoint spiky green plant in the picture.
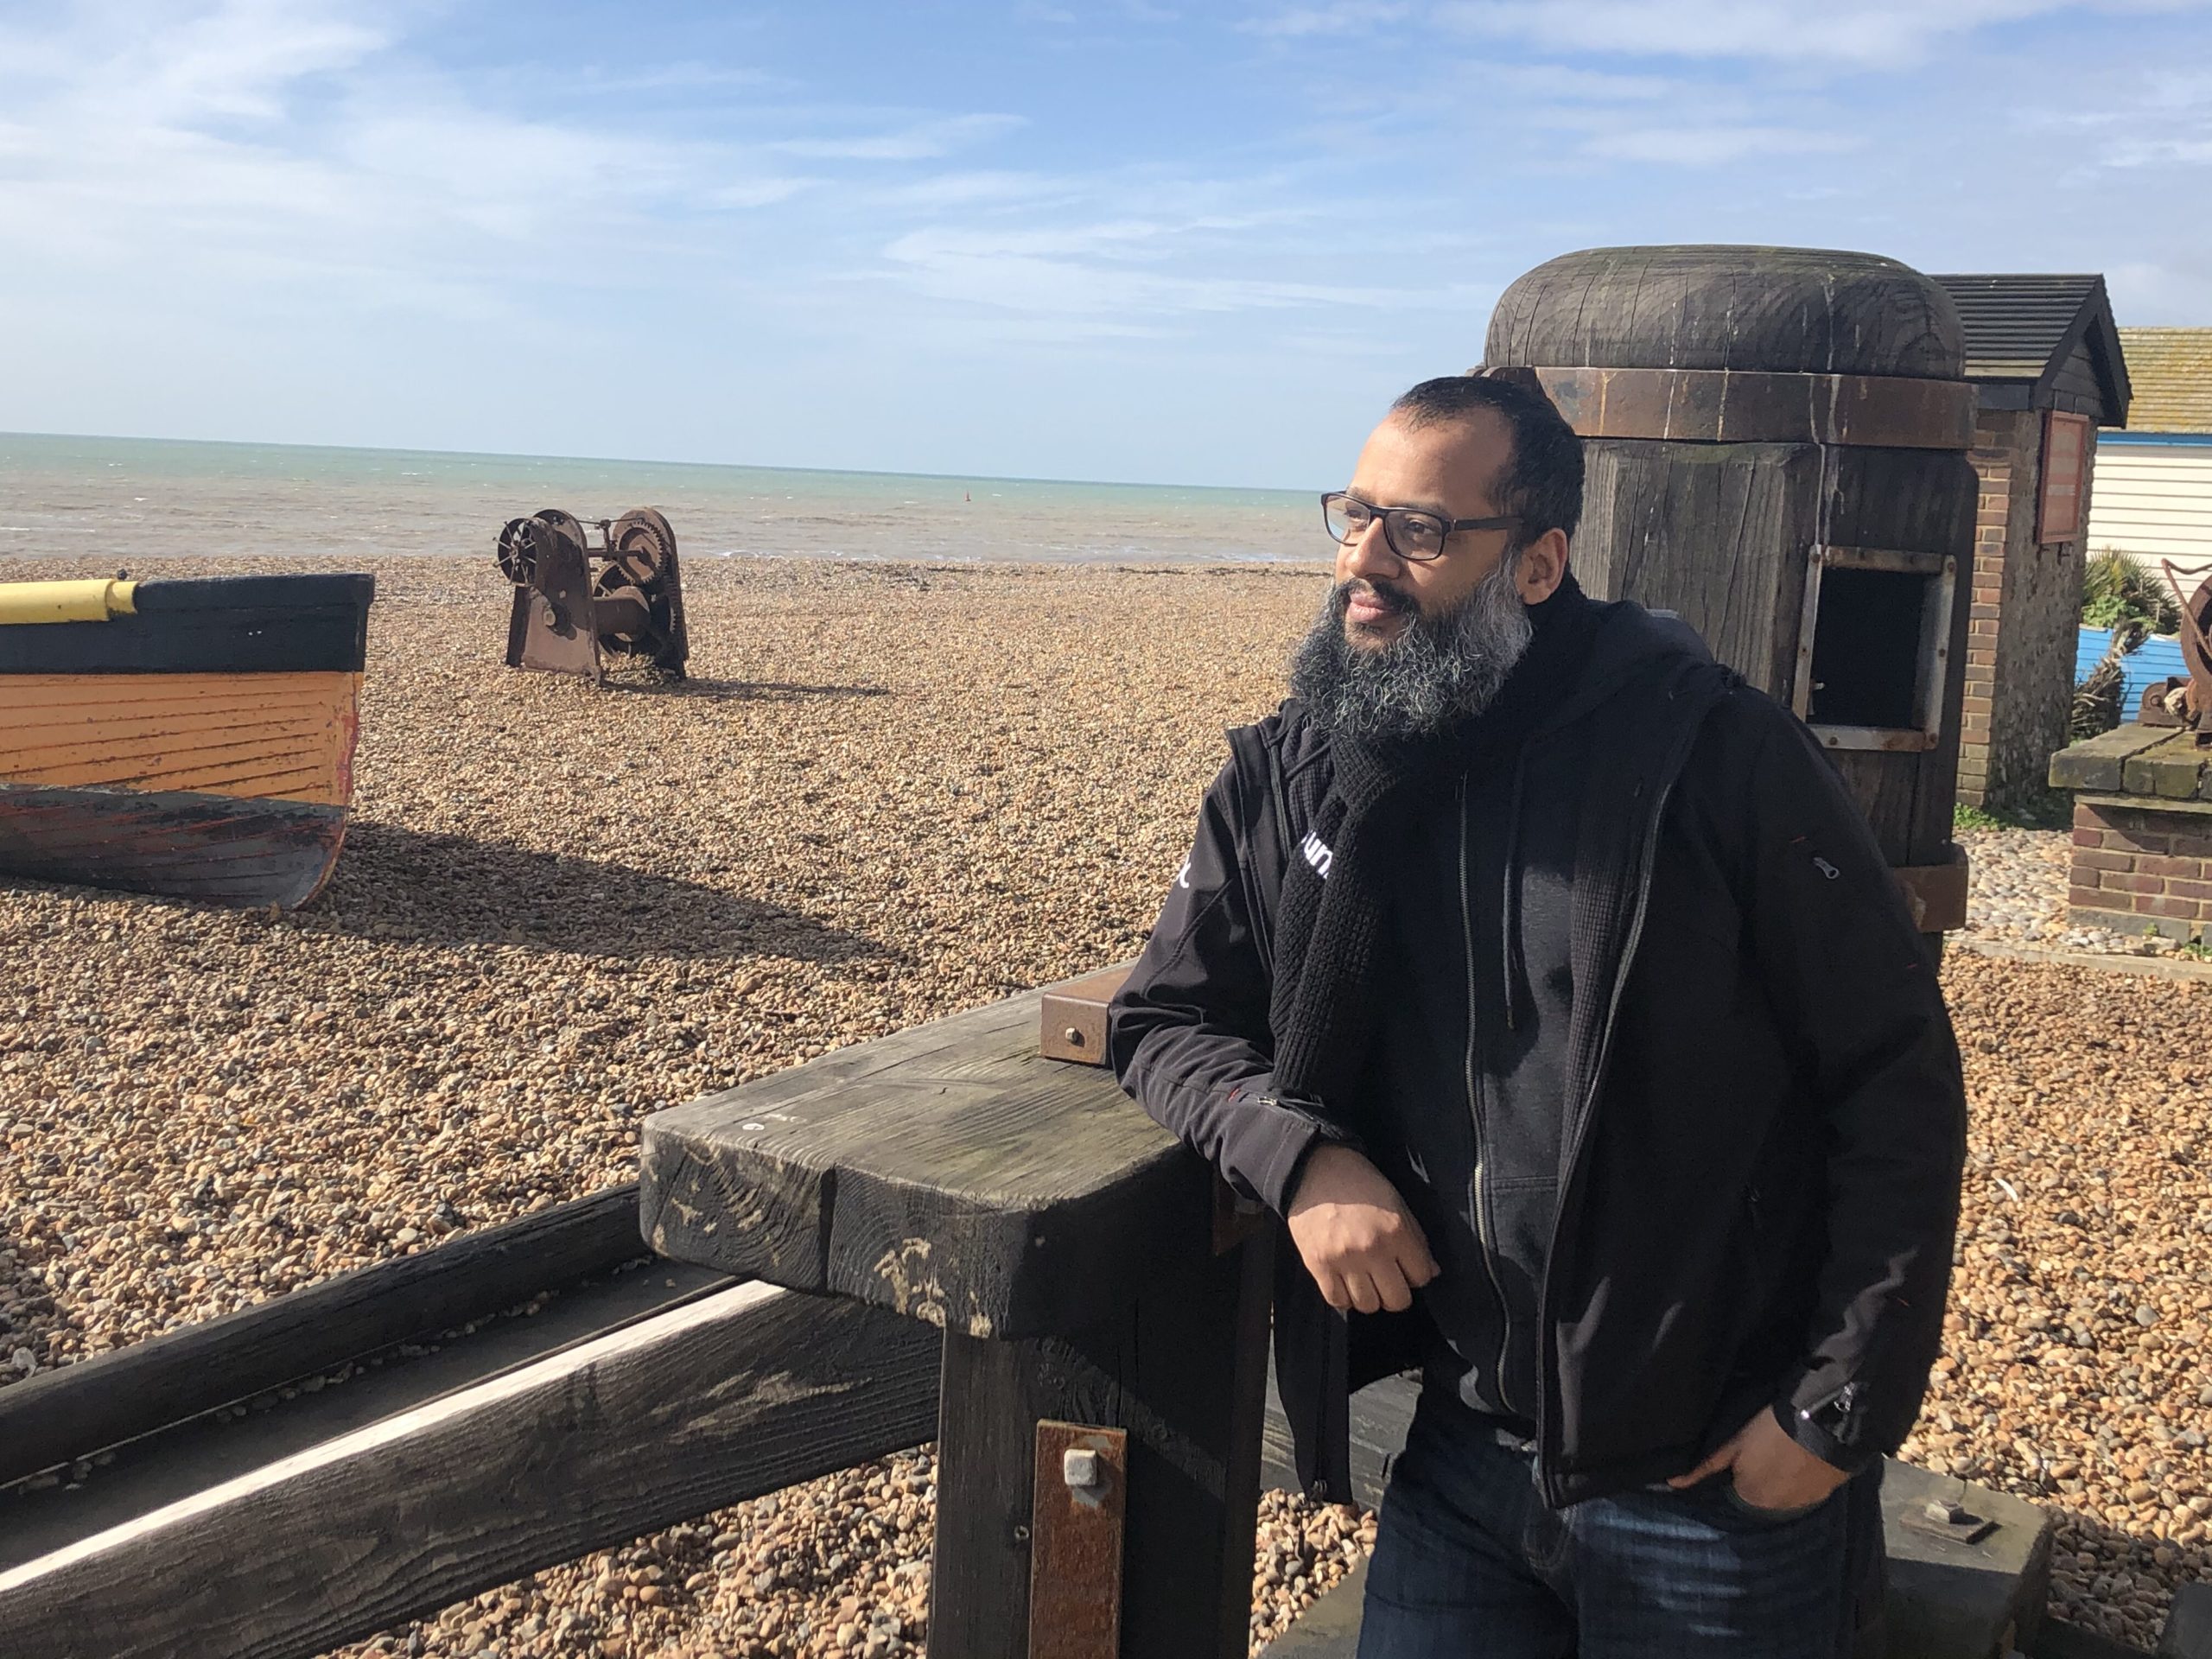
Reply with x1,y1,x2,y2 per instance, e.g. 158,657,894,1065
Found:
2082,550,2181,636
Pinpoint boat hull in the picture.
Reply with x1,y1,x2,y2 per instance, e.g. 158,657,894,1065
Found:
0,782,349,908
0,575,374,909
0,670,361,804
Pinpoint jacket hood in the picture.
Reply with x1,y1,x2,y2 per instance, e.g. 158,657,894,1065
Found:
1535,595,1717,737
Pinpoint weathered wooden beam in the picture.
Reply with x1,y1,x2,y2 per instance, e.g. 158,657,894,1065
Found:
1531,365,1977,449
0,1184,647,1489
0,1261,736,1573
641,990,1218,1339
0,1282,940,1659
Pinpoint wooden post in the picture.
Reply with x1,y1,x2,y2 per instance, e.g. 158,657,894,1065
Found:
1483,245,1980,933
640,981,1272,1657
932,1231,1272,1659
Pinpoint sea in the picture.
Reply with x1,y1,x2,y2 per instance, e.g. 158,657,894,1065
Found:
0,433,1325,569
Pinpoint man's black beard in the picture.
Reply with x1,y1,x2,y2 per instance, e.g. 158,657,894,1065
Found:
1287,556,1535,741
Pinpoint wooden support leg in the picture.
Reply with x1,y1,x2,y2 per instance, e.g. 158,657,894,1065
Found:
930,1230,1274,1659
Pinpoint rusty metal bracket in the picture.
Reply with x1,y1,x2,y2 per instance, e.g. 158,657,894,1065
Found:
1039,966,1131,1065
1029,1421,1128,1659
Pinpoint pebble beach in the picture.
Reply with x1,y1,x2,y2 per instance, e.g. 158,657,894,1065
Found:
3,554,2209,1653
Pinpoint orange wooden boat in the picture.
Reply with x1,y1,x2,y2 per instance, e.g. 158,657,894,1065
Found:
0,574,376,908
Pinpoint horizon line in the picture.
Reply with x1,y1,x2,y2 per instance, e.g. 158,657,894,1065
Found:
0,429,1314,501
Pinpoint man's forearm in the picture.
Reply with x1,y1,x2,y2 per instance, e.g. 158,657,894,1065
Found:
1116,1021,1357,1214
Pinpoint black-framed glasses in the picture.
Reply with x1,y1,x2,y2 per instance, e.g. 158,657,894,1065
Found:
1321,492,1520,563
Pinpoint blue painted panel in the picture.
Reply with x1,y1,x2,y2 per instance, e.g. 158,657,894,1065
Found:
2076,626,2188,709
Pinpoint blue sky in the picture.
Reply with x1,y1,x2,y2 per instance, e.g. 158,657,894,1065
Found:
2,1,2209,488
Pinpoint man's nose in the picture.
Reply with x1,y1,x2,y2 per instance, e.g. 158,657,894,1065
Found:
1343,517,1402,581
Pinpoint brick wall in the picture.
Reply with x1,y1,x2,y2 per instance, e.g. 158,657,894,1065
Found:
1956,409,2098,810
1955,413,2015,806
2069,798,2212,941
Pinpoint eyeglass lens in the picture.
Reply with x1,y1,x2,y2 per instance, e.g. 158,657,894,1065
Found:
1325,495,1446,560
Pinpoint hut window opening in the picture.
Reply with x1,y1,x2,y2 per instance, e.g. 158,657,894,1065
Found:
1795,546,1956,752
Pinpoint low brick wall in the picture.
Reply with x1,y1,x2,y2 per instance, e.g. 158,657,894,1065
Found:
2069,797,2212,941
2052,724,2212,942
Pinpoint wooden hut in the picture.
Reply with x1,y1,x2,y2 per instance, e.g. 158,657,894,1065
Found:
1929,274,2130,809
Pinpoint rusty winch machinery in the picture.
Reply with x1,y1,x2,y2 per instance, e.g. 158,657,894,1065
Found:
495,507,689,683
2136,562,2212,746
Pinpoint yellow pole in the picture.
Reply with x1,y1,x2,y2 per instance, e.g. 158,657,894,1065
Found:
0,580,139,625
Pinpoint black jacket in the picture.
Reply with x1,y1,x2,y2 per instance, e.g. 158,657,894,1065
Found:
1109,596,1966,1508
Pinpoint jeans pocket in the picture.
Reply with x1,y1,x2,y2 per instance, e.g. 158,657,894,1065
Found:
1722,1477,1829,1525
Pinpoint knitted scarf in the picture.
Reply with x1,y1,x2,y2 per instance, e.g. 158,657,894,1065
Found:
1266,575,1596,1113
1266,733,1441,1109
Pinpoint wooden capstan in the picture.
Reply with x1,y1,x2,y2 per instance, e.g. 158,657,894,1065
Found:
1482,245,1980,936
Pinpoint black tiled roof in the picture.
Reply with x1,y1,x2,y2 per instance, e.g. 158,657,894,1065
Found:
1929,273,2105,379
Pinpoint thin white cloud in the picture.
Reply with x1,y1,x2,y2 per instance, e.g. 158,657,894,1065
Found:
2141,68,2212,108
775,113,1026,162
1586,123,1861,164
2102,135,2212,163
2063,64,2212,166
1242,2,1413,36
877,220,1462,319
1484,62,1677,100
99,0,385,123
574,62,780,96
887,217,1266,262
708,176,824,210
880,171,1073,208
1433,0,2179,67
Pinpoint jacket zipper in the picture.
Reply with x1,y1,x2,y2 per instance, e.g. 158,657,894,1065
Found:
1532,695,1714,1504
1459,774,1520,1419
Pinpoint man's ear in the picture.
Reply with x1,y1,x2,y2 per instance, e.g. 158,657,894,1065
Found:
1514,529,1568,604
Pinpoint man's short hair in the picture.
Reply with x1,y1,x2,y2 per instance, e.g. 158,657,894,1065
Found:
1389,374,1583,552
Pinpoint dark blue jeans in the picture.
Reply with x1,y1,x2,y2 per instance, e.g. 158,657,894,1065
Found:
1359,1393,1883,1658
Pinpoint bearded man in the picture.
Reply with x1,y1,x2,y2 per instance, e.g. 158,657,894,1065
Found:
1109,374,1965,1658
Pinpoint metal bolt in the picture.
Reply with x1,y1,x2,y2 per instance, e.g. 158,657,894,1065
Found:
1063,1448,1102,1490
1064,1027,1085,1046
1924,1498,1968,1525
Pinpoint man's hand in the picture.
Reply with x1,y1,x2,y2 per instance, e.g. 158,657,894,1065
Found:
1669,1408,1850,1512
1286,1145,1440,1314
